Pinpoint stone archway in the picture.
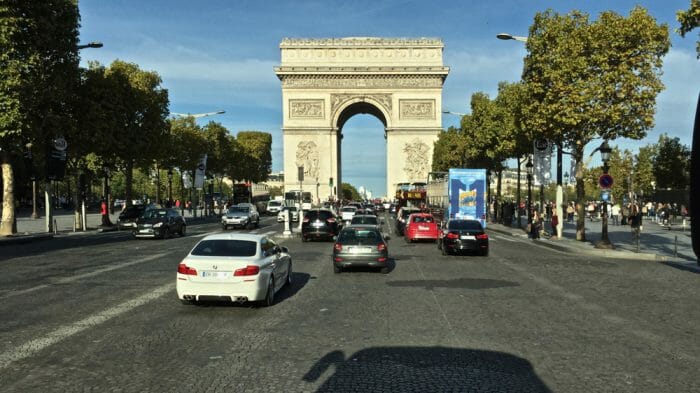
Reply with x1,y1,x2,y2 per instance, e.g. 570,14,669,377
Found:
274,37,449,201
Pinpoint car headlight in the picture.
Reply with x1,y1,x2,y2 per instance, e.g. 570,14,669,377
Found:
153,222,163,228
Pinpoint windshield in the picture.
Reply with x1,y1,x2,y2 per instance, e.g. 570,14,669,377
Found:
191,239,257,257
448,220,482,230
342,207,356,212
227,207,249,214
351,216,377,225
268,201,282,206
141,209,167,219
338,228,382,245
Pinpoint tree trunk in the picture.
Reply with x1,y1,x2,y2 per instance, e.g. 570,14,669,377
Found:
0,151,16,236
574,145,586,241
125,161,134,207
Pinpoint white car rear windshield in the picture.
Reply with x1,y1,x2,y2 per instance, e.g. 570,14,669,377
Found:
191,240,257,257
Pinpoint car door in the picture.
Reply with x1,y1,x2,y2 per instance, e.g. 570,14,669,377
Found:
260,238,281,290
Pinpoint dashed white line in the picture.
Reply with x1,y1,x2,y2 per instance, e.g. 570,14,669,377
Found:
0,282,175,370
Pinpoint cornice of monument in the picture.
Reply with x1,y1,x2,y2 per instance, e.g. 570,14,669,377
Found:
280,37,444,48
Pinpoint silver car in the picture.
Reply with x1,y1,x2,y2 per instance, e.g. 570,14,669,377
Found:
222,205,259,229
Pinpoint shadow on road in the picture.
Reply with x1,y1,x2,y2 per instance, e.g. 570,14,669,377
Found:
386,277,520,290
302,346,551,392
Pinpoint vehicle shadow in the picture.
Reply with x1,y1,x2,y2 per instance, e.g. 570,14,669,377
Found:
302,346,552,392
336,258,396,274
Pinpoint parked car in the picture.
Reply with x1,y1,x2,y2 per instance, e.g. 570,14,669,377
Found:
301,208,341,242
404,213,439,243
267,200,284,215
133,208,186,239
222,205,260,229
176,233,292,306
340,206,357,223
332,225,389,274
350,214,381,231
395,207,420,236
277,206,299,223
438,219,489,256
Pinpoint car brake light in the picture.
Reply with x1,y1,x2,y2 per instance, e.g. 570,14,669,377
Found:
377,243,386,252
234,265,260,276
327,217,336,223
177,263,197,275
446,232,459,240
303,217,310,223
334,243,342,252
476,233,489,240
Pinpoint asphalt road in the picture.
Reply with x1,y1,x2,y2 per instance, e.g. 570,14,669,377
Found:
0,213,698,392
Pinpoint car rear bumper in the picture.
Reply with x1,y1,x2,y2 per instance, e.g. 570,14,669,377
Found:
444,240,488,251
333,253,388,268
176,276,267,302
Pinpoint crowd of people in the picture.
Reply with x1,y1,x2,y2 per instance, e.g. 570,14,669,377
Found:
492,199,689,239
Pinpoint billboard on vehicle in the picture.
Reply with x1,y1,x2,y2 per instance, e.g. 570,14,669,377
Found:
448,168,487,228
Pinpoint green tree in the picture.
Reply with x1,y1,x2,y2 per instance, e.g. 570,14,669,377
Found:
676,0,700,58
605,147,634,204
236,131,272,183
341,182,360,201
653,134,690,189
169,117,208,204
520,7,670,241
0,1,81,235
432,126,468,171
633,144,657,199
100,60,169,206
201,121,236,193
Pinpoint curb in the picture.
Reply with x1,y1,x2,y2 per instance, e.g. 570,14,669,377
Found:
487,225,663,261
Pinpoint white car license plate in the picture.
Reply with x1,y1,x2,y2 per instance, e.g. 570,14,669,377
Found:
460,235,475,240
312,222,323,227
418,225,430,230
349,247,372,254
202,271,230,279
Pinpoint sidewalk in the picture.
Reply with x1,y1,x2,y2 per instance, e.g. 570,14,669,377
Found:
1,207,219,245
488,215,698,267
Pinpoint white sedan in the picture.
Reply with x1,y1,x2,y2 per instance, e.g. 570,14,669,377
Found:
176,233,292,306
277,206,299,223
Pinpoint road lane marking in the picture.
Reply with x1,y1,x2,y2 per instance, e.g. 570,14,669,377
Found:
0,282,175,370
1,253,169,300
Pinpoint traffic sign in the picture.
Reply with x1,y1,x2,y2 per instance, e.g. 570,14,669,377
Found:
599,174,614,188
534,138,549,151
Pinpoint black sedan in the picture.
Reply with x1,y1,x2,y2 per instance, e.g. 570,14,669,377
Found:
117,205,147,230
301,208,340,241
438,219,489,256
332,225,389,274
133,208,186,239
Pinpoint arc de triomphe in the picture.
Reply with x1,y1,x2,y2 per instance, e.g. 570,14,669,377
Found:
274,37,449,200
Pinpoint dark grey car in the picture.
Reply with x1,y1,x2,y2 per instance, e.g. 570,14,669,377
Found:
332,225,389,274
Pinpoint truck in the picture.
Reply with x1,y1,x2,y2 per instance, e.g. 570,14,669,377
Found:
426,168,488,228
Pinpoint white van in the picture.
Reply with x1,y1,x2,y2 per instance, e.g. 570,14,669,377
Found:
267,200,283,215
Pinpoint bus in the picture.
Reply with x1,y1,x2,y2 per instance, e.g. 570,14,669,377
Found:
233,183,271,213
284,190,312,210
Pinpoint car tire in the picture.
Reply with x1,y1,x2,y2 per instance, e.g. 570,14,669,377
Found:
179,224,186,237
161,227,170,239
333,265,341,274
380,267,390,274
437,240,442,250
441,244,448,256
222,224,227,231
260,278,274,307
255,218,260,228
480,249,489,257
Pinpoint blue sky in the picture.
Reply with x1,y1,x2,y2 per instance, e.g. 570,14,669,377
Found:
78,0,699,198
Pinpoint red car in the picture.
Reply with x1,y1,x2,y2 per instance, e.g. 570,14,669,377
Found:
404,213,439,243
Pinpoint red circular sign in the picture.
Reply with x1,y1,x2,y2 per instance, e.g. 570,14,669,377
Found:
599,174,614,188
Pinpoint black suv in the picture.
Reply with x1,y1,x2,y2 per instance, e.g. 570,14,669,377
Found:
301,208,341,242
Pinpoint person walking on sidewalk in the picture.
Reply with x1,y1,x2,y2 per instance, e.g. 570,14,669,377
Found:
611,203,620,225
550,210,559,239
530,210,541,239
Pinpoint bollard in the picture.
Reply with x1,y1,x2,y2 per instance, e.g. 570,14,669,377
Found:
674,235,678,258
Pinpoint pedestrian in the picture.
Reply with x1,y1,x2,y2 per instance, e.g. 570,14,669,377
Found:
550,210,559,239
611,203,620,225
100,198,112,227
566,203,575,223
530,210,541,239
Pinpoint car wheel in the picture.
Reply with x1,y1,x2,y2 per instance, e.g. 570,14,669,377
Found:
333,265,341,274
441,244,448,256
285,262,293,287
161,227,169,239
437,240,442,250
222,224,227,231
480,248,489,257
261,278,274,307
179,224,186,237
255,218,260,228
380,266,390,274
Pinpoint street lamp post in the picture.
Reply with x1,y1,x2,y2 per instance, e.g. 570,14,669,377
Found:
167,169,173,207
526,158,534,232
596,140,613,249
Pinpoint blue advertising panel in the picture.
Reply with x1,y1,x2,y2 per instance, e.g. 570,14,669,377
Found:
448,168,487,228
